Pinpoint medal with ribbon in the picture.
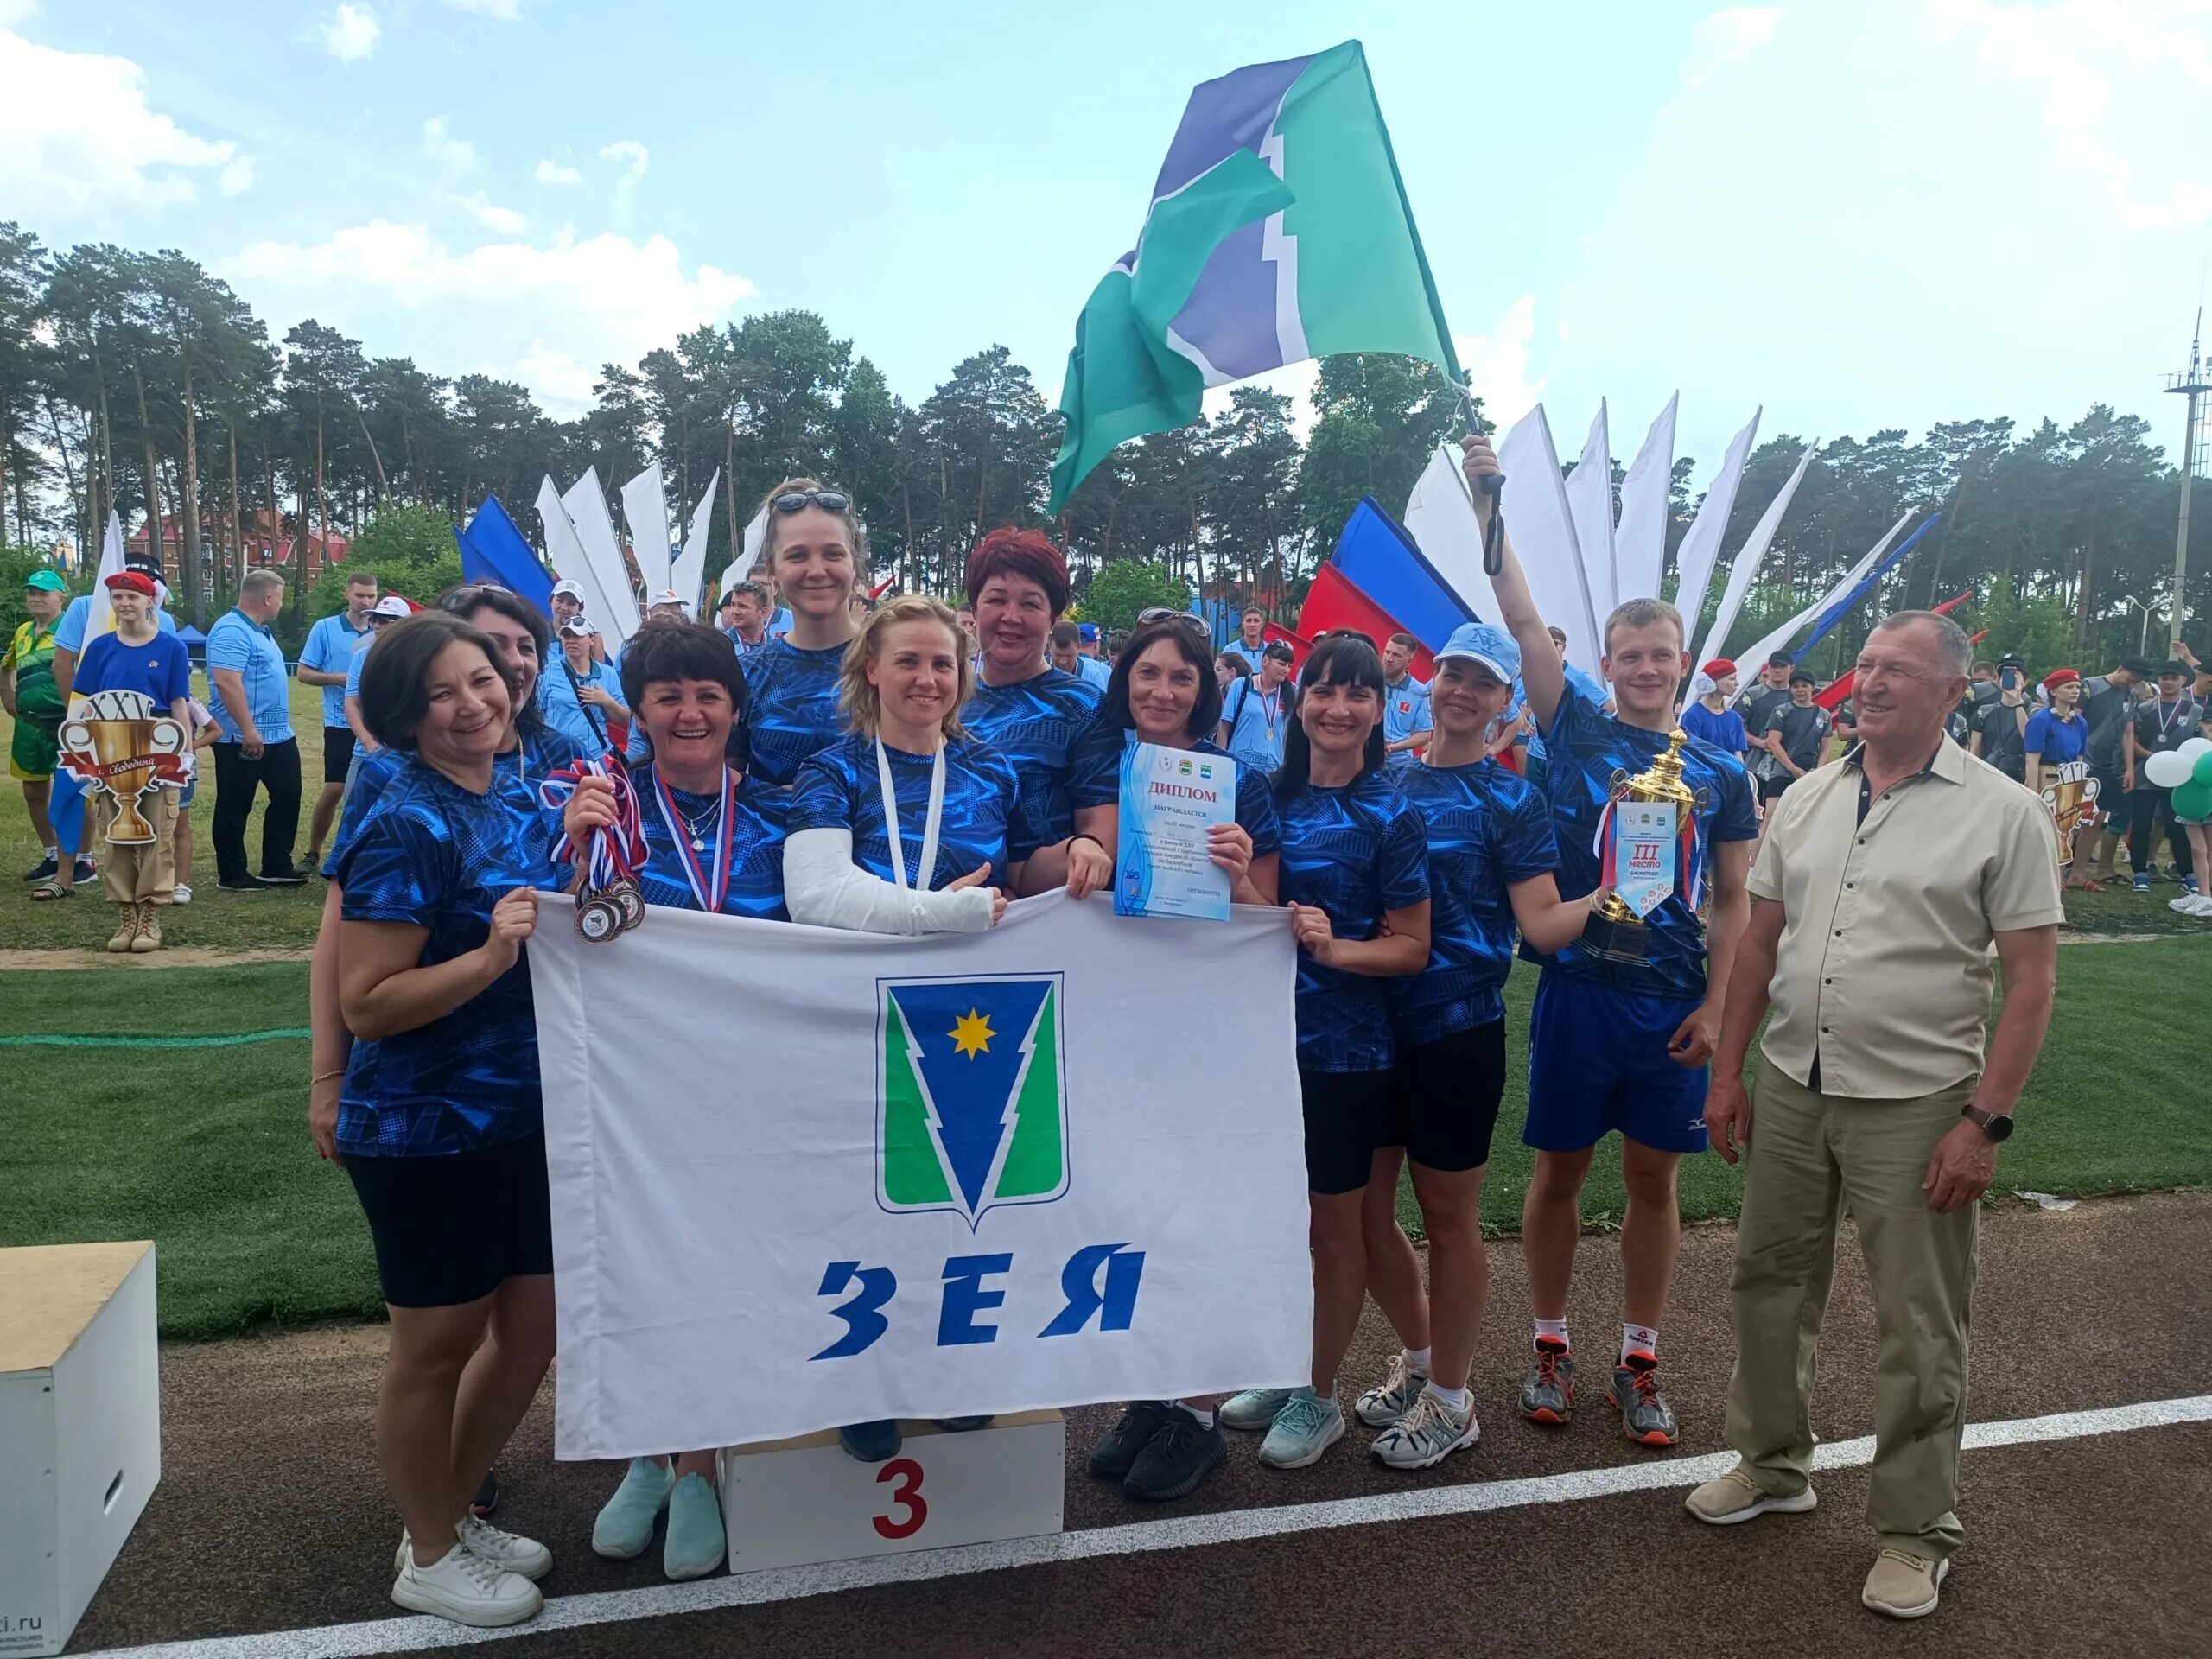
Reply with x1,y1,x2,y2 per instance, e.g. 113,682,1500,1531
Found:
649,764,736,914
540,753,649,942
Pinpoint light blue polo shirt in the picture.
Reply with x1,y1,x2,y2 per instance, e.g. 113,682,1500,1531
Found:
1076,654,1112,690
1220,675,1292,773
1382,674,1433,747
299,612,372,729
206,607,293,744
54,593,178,653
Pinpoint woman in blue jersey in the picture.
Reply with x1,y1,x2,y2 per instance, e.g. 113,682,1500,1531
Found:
1349,624,1595,1471
558,621,784,1583
740,478,867,809
785,595,1018,1464
1069,615,1281,1502
960,527,1114,898
329,612,566,1630
1220,634,1432,1472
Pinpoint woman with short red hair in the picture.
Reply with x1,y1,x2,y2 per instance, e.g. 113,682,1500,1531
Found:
962,528,1113,899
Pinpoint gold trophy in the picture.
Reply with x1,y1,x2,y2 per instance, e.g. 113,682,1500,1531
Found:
58,690,188,847
1581,729,1703,965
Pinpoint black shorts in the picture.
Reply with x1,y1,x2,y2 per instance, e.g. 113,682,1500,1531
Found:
1758,772,1796,805
1300,1067,1393,1196
345,1132,554,1308
1384,1019,1507,1173
323,726,356,784
2090,769,2125,822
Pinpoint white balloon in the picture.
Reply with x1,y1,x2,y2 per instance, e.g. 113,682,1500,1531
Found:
2145,750,2192,788
2177,736,2212,764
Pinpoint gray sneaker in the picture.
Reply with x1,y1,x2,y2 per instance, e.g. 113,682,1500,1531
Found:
1370,1387,1480,1471
1354,1350,1428,1427
1609,1351,1680,1446
1219,1386,1296,1432
1517,1337,1575,1426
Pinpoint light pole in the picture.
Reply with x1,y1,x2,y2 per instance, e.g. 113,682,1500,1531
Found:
2166,311,2209,646
2117,593,2158,658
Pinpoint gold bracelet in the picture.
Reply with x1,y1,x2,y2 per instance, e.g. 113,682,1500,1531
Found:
310,1068,346,1085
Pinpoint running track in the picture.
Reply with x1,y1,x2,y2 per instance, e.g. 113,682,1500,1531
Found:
66,1192,2212,1658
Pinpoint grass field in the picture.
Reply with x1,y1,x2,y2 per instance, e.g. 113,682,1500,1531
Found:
4,944,2206,1339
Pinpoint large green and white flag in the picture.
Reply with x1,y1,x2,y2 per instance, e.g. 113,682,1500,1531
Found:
1049,41,1462,512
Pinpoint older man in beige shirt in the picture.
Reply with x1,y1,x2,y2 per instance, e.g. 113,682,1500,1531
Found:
1685,610,2062,1621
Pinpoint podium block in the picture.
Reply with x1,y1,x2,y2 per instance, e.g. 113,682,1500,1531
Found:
0,1243,161,1659
719,1410,1064,1573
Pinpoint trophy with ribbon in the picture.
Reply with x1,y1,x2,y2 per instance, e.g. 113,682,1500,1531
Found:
56,689,190,846
541,755,649,943
1581,730,1707,965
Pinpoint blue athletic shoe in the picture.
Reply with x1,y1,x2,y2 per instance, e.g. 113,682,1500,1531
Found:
2135,874,2152,893
1219,1386,1295,1431
663,1472,725,1580
591,1456,671,1560
838,1420,901,1462
2186,874,2202,897
1257,1388,1344,1469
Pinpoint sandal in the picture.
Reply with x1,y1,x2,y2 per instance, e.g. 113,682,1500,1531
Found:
2068,877,2105,893
29,880,73,900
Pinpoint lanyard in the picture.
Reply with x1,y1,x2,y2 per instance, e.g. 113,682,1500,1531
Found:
651,765,734,913
2156,699,2190,741
540,756,645,887
875,737,947,893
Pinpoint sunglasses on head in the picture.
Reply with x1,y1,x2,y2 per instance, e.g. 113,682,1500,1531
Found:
1137,607,1208,632
772,489,851,516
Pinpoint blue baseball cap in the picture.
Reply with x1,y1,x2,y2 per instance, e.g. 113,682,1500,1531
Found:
1077,622,1099,641
1435,621,1519,683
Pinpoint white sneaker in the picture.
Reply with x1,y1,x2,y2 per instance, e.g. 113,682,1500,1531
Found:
397,1516,552,1581
170,883,192,905
1370,1386,1480,1470
391,1539,542,1627
1355,1350,1428,1427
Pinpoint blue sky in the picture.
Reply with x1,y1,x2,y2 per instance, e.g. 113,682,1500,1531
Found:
7,0,2209,480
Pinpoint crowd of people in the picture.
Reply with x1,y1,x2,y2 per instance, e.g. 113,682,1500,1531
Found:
2,445,2077,1629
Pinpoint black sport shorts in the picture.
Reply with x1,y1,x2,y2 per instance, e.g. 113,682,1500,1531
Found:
345,1131,554,1308
322,725,357,785
1384,1018,1507,1173
1300,1066,1394,1196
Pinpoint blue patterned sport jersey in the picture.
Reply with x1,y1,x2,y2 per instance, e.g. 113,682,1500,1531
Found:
1390,759,1560,1046
325,724,582,880
626,762,788,919
788,734,1020,892
1526,683,1757,998
741,637,851,794
332,756,564,1158
1067,727,1281,856
1275,769,1431,1073
962,665,1102,860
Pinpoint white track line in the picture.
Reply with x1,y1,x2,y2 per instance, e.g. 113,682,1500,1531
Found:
76,1393,2212,1659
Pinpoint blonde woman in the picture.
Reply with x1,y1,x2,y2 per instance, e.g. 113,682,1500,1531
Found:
784,594,1019,1465
740,478,868,807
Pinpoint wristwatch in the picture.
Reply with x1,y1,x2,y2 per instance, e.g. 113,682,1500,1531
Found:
1961,1104,2014,1142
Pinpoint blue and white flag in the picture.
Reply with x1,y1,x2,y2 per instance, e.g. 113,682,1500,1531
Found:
531,892,1310,1458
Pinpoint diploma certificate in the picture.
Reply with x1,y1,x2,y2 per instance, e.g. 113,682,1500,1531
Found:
1115,741,1236,921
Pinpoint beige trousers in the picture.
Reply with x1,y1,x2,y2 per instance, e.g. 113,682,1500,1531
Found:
1724,1055,1980,1560
96,787,180,905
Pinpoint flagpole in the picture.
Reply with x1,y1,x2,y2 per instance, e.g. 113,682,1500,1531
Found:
1446,385,1507,575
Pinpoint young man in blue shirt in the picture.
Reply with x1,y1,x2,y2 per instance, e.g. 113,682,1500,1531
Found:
1224,606,1270,674
1381,632,1433,764
1464,434,1758,1449
1073,623,1113,690
207,569,307,889
297,569,378,868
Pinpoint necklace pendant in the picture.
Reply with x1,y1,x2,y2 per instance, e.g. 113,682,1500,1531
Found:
690,836,707,853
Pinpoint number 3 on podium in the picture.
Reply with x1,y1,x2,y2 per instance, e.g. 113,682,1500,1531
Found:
873,1457,927,1539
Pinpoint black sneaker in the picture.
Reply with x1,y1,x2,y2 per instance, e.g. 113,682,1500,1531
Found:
1122,1409,1226,1503
260,867,308,887
218,874,273,892
1088,1400,1170,1480
472,1467,499,1519
23,855,56,882
73,856,96,883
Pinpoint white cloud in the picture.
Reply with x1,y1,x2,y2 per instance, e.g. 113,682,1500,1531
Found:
598,139,649,211
457,194,525,234
1201,360,1322,443
321,3,380,62
534,158,582,186
1929,0,2212,229
0,0,38,25
439,0,522,16
0,29,240,209
226,221,755,413
219,156,255,195
1454,296,1545,430
1679,7,1781,89
421,115,480,175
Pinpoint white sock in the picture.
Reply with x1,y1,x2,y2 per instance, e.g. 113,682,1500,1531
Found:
43,845,56,858
1403,1346,1432,1375
1425,1381,1471,1414
1622,1322,1660,1363
1170,1400,1216,1427
1534,1319,1569,1349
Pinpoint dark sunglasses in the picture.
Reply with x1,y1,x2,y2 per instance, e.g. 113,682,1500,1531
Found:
772,489,851,516
1137,607,1208,633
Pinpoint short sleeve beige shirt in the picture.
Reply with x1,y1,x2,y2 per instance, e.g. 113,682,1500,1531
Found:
1748,738,2064,1098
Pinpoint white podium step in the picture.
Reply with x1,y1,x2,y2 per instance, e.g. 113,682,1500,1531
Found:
718,1410,1065,1574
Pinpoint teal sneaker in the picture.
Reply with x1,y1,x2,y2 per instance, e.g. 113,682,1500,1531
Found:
663,1472,725,1580
592,1456,672,1560
1258,1387,1344,1469
1219,1386,1296,1432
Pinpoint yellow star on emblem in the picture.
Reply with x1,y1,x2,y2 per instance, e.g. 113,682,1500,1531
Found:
948,1008,995,1058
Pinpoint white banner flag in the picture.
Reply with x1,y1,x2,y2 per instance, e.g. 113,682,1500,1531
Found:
531,893,1313,1459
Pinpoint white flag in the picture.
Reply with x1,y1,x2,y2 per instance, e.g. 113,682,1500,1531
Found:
531,893,1313,1459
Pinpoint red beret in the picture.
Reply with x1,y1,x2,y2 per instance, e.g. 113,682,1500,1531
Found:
104,570,158,597
1700,658,1737,679
2043,668,2081,689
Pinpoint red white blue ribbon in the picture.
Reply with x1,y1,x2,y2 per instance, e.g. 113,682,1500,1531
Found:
649,763,734,915
540,753,646,891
